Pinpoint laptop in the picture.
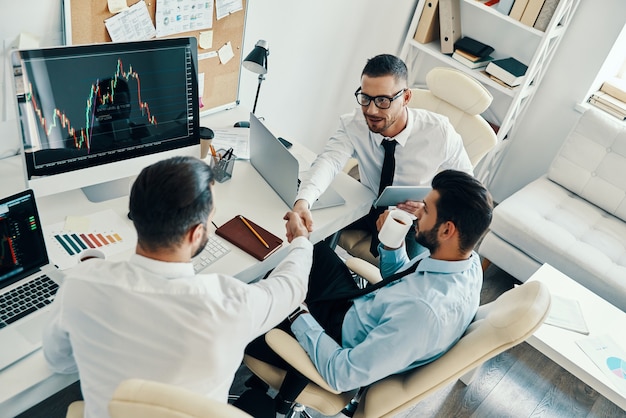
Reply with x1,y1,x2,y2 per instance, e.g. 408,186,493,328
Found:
249,114,345,210
0,189,63,370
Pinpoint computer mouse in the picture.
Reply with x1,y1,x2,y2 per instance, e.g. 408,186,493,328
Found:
233,121,250,128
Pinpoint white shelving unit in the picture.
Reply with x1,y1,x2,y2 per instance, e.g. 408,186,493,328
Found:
399,0,580,184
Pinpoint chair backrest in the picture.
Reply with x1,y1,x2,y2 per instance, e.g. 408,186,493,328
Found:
355,280,551,418
409,67,497,167
108,378,252,418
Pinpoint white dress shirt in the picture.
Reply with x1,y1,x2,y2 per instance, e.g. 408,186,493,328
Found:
296,108,473,206
43,236,312,418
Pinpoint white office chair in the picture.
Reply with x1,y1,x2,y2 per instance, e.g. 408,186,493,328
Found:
66,378,252,418
338,66,497,266
243,280,551,417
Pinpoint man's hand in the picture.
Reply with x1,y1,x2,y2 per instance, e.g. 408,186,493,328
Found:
375,210,391,232
293,199,314,232
284,211,310,242
396,200,424,217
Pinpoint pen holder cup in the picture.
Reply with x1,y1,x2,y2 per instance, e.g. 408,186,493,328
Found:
210,149,236,183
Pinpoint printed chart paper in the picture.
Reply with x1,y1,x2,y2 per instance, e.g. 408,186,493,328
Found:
44,209,136,270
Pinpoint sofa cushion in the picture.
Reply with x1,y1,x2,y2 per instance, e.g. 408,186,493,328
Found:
489,176,626,311
548,107,626,222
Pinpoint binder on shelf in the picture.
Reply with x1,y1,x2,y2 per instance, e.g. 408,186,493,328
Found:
520,0,547,27
413,0,441,44
215,215,283,261
496,0,515,14
509,0,530,20
439,0,461,54
534,0,561,31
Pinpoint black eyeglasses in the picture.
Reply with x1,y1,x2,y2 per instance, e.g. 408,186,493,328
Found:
354,87,407,109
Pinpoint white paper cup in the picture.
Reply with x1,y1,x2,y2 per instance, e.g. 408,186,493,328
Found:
200,138,213,160
78,249,106,262
378,209,413,249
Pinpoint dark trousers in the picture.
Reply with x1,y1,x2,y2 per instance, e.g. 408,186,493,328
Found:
243,241,360,408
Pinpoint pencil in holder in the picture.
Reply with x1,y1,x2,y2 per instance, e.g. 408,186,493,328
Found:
210,148,236,183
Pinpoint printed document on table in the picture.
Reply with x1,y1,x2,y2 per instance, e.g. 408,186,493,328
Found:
211,128,250,160
577,335,626,397
544,295,589,335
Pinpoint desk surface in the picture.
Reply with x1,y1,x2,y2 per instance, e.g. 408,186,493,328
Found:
527,264,626,411
0,107,374,417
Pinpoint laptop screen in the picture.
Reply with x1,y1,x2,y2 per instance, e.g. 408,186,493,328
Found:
0,190,48,288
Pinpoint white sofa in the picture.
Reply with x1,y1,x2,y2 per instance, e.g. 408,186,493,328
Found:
479,107,626,311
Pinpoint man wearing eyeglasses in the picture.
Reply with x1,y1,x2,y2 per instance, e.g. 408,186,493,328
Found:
293,54,472,260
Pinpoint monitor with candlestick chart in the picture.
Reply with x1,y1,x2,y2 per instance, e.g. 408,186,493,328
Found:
11,37,200,202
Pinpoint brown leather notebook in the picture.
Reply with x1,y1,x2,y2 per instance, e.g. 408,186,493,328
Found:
215,215,283,261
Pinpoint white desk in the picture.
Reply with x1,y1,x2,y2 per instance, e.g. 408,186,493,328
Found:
527,264,626,411
0,107,375,417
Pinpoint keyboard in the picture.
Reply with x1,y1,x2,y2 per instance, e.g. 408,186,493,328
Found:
0,274,59,329
192,235,231,273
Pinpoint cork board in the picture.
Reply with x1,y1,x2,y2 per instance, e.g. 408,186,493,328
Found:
63,0,247,113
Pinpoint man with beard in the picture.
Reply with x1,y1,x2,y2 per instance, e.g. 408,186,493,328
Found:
294,54,473,260
243,169,493,415
42,156,312,418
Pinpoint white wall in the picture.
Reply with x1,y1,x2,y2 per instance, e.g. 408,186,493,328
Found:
238,0,418,153
487,0,626,202
1,0,624,201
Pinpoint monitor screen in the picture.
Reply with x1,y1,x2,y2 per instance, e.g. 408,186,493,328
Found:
11,37,199,202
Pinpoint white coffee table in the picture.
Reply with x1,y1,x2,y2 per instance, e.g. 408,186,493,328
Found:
527,263,626,411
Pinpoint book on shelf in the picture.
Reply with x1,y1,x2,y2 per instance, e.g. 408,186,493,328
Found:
534,0,561,31
543,295,589,335
588,98,626,121
485,57,528,87
509,0,530,21
600,77,626,103
413,0,440,44
589,91,626,113
452,51,495,69
439,0,462,54
520,0,547,27
453,36,494,59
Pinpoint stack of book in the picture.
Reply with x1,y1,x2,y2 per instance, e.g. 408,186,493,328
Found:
485,57,528,88
451,36,495,69
588,77,626,121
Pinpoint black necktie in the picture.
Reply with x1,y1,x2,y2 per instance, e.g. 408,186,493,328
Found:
378,139,397,196
369,139,398,256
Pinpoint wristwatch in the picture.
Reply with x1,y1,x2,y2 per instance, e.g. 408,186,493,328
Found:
288,305,309,324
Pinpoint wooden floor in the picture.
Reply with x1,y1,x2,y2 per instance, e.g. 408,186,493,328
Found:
17,264,626,418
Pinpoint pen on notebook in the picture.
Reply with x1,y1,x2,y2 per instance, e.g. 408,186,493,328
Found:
239,215,270,248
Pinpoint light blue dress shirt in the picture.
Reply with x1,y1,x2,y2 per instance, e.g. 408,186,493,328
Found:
291,247,482,392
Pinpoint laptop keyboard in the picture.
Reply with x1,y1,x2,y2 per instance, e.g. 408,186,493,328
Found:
192,235,231,273
0,274,59,329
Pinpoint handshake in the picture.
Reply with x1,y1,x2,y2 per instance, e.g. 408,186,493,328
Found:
283,211,311,243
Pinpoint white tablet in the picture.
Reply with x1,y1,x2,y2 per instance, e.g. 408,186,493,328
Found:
373,186,431,208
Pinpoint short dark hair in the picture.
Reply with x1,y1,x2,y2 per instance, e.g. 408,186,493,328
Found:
431,170,493,253
129,156,215,251
362,54,408,85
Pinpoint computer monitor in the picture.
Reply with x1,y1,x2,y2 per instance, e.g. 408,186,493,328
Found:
11,37,200,202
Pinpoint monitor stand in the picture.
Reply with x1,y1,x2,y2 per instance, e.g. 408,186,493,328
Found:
81,176,136,203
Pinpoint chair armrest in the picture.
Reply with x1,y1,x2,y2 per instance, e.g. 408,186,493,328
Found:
345,257,382,284
265,329,341,394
